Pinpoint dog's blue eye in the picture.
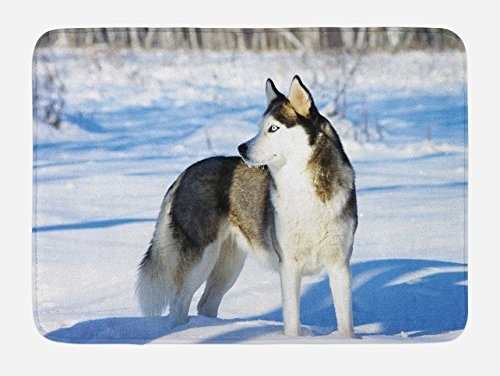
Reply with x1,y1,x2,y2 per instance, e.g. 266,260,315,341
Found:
268,125,279,133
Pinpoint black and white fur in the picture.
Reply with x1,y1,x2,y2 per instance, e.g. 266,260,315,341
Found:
136,76,358,337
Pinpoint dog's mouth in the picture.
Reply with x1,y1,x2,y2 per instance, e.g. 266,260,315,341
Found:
241,154,277,168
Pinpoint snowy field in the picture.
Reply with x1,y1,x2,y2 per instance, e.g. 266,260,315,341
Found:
32,48,467,343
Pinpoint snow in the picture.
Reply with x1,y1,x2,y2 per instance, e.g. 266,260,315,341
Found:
32,48,467,343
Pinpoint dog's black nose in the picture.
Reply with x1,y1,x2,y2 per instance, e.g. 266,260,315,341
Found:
238,143,248,158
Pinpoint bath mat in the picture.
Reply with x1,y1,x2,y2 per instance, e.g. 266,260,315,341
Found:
32,27,467,344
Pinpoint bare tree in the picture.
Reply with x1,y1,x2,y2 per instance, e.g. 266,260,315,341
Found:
36,27,464,51
358,95,370,143
34,53,66,129
331,42,367,119
375,116,384,142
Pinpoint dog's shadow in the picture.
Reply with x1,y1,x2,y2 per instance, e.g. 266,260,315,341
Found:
44,259,467,344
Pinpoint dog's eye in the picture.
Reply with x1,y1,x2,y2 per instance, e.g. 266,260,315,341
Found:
268,125,280,133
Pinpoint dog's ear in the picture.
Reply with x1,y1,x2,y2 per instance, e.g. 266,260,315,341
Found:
288,75,315,117
265,78,282,105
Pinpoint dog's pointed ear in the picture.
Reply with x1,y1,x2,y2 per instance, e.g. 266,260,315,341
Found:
266,78,282,105
288,75,314,117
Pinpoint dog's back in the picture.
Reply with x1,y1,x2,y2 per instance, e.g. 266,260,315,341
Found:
136,156,278,326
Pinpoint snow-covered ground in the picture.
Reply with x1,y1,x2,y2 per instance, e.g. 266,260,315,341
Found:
32,48,467,343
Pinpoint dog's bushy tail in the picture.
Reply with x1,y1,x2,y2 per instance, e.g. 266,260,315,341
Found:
135,244,174,316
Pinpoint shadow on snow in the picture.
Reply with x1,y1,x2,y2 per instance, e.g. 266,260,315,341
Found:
33,218,156,233
44,259,467,344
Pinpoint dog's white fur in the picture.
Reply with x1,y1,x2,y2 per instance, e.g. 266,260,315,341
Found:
137,77,356,337
243,107,355,336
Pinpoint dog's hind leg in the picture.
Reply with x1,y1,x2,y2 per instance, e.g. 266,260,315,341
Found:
327,258,356,338
167,244,221,329
197,236,246,318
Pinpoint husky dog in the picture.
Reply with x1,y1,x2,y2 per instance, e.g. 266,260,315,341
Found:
136,75,357,337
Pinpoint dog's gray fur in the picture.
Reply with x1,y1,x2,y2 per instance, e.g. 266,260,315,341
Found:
136,75,357,336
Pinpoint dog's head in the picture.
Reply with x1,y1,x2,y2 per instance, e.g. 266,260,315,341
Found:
238,75,327,169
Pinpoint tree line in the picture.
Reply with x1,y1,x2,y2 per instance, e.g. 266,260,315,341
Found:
37,27,463,51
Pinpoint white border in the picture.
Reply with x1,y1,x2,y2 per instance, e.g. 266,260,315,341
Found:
2,0,497,374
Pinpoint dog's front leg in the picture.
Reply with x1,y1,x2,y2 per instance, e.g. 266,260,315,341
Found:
328,259,356,338
279,258,302,336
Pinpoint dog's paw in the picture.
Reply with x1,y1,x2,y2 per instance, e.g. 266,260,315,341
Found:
282,326,315,337
300,326,315,337
283,325,302,337
350,333,363,340
329,330,362,340
165,316,189,332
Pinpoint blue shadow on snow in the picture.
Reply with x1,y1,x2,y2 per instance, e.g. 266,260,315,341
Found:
33,218,155,233
44,258,467,344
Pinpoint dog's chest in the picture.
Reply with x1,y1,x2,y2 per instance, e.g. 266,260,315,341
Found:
271,170,348,273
